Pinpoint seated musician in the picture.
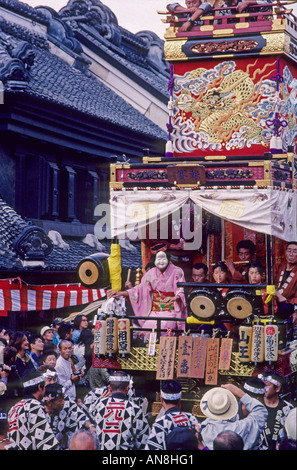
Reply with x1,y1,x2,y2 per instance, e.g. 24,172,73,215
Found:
212,261,230,298
167,0,212,31
225,240,256,284
246,262,265,285
212,262,232,333
274,242,297,325
246,262,268,315
191,262,209,283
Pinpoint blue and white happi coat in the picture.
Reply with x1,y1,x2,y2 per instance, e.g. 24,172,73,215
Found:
145,406,199,451
89,392,150,450
8,397,58,450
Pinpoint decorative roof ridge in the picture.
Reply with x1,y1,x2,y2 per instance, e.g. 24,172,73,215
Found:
0,197,53,261
0,0,49,24
58,0,168,76
74,25,169,94
36,6,84,55
0,15,49,49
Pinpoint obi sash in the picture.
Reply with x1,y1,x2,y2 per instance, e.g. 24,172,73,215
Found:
152,290,175,311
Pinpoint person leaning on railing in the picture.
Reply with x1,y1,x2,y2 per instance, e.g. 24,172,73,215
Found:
167,0,212,31
216,0,272,23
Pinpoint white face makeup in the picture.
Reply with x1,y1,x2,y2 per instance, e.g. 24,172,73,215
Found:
155,251,169,271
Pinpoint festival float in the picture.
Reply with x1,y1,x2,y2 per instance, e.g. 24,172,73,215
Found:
76,1,297,416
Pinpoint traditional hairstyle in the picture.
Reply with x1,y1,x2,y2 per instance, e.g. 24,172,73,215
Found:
212,261,228,273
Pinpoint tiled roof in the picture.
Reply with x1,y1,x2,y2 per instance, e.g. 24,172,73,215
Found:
44,237,142,272
0,237,142,273
0,197,142,274
57,0,170,97
25,46,167,140
0,2,168,142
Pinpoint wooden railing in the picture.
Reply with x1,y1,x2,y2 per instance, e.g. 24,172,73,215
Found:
159,2,297,37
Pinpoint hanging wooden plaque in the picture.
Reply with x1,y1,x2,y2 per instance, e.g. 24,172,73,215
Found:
238,326,253,362
251,324,264,363
205,338,220,385
177,336,193,377
191,336,208,378
148,331,157,356
219,337,233,370
105,316,118,355
156,336,177,380
94,320,106,356
264,324,278,362
118,318,130,356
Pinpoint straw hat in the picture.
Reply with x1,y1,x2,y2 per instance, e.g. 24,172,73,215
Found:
200,387,238,421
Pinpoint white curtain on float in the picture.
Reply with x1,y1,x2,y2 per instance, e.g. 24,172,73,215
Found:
110,186,297,242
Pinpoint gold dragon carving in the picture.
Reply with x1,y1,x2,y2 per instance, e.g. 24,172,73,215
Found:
175,62,276,147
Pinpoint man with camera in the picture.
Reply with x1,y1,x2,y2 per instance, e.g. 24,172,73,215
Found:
55,340,84,401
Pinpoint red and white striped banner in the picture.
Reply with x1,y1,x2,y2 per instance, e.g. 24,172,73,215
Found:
0,278,107,314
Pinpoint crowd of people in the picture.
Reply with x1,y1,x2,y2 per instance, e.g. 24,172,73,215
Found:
0,310,296,451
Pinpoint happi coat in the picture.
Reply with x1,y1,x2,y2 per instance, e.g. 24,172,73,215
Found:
8,397,58,450
128,262,187,332
275,262,297,305
47,396,90,450
145,406,200,451
89,392,150,450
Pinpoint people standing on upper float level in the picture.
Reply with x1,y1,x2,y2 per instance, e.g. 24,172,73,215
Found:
167,0,212,32
216,0,272,22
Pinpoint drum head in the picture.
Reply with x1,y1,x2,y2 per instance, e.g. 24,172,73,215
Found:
190,295,216,319
77,260,99,286
226,296,253,319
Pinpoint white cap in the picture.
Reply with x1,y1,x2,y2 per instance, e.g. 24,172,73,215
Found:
40,326,54,337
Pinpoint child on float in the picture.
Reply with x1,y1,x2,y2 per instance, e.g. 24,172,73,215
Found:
246,262,275,316
212,261,231,297
246,262,265,285
210,262,232,334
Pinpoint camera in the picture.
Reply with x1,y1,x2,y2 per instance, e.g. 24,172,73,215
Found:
0,364,15,372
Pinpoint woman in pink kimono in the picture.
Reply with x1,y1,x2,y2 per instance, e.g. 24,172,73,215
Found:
107,251,187,334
